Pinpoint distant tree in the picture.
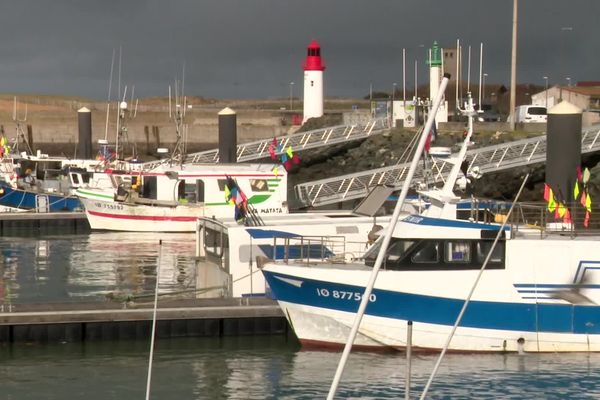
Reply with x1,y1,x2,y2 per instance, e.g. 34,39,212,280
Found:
363,91,392,100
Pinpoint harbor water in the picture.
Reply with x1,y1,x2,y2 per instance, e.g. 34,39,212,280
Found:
1,233,600,399
2,336,600,399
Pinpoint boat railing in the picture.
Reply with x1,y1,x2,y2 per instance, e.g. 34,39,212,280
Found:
491,201,598,238
271,234,368,266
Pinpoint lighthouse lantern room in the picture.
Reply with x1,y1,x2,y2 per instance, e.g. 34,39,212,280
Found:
302,39,326,123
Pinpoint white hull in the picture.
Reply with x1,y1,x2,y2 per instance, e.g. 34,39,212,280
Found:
278,300,600,352
81,197,230,232
262,218,600,353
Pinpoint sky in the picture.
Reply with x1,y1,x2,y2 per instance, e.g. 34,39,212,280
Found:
0,0,596,100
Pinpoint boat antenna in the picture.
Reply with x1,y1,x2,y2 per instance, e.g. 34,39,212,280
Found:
12,96,32,155
104,48,115,141
326,73,451,400
168,65,187,166
467,45,472,94
455,39,460,112
145,239,163,400
477,42,484,112
419,173,529,400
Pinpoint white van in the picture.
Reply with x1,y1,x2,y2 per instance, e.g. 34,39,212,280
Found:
511,105,547,123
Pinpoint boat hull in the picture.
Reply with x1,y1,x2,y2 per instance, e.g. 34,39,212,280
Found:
80,197,227,232
0,181,81,212
262,261,600,352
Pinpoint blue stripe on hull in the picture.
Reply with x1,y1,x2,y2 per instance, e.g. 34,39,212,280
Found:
263,270,600,334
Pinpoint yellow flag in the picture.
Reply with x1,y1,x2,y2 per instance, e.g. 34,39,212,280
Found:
586,193,592,213
574,181,580,200
558,202,566,218
224,185,233,204
547,189,556,212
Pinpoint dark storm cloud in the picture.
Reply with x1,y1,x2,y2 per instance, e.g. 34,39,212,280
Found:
0,0,596,100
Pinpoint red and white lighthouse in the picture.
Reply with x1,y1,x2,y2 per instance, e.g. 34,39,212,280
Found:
302,39,326,123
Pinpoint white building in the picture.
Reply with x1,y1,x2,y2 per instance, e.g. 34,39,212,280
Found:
532,85,600,127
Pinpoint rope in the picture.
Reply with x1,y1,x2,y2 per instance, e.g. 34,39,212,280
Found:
419,173,529,399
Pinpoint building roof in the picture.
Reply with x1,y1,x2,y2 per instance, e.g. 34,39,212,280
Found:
561,86,600,96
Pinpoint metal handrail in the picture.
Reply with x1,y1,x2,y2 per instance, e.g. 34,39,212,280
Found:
140,118,390,170
294,124,600,207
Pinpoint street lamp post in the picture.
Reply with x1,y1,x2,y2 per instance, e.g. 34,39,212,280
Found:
543,76,548,108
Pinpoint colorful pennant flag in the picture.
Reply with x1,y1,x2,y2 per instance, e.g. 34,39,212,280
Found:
268,137,300,172
224,176,248,222
543,183,551,202
547,188,556,212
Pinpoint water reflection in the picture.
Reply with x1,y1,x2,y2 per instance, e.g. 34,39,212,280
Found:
2,337,599,399
0,232,198,305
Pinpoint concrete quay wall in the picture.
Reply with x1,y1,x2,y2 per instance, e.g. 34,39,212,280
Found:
0,106,290,157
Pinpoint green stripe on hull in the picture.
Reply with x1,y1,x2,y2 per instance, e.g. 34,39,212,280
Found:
76,189,113,200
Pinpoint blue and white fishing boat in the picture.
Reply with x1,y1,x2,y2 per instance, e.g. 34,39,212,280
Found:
261,79,600,353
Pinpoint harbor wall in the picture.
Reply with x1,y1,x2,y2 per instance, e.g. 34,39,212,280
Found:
0,99,293,157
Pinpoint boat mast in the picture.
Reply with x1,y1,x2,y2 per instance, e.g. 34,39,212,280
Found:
327,73,451,400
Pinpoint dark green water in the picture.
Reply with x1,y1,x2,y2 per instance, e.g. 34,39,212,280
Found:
1,336,600,399
1,234,600,399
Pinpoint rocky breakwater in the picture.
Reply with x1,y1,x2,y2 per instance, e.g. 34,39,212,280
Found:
288,125,600,227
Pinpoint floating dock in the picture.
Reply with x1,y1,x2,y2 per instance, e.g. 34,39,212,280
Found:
0,211,89,235
0,298,288,343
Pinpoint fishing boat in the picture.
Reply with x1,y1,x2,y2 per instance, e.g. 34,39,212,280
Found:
261,78,600,352
78,163,289,232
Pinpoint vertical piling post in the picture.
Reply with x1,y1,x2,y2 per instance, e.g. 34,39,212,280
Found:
546,101,582,226
405,320,413,400
77,107,92,159
218,107,237,163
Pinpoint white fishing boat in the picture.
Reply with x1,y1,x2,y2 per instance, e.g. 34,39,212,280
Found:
261,78,600,353
196,202,392,298
78,163,289,232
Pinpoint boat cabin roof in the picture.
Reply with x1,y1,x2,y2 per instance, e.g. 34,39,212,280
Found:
391,214,511,240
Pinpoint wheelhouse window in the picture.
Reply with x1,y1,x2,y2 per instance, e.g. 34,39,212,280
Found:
445,241,471,263
476,241,504,264
365,238,505,270
412,241,440,263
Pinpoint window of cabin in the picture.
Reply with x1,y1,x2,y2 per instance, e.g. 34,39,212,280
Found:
142,176,157,199
205,227,227,257
445,241,471,263
70,173,80,185
411,241,439,263
189,180,204,203
250,179,269,192
476,241,504,264
177,181,186,202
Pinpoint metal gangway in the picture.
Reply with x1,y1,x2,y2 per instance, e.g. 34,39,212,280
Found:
294,124,600,208
141,118,390,170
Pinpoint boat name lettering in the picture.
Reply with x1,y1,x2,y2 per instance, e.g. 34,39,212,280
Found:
94,202,124,211
316,288,376,302
259,208,283,214
405,215,423,224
